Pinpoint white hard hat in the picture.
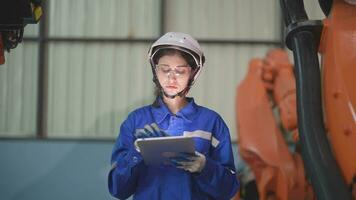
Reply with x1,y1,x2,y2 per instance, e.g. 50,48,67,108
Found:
148,32,205,86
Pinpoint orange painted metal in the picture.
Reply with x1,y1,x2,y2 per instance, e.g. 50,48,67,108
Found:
319,0,356,186
0,33,4,65
236,49,312,200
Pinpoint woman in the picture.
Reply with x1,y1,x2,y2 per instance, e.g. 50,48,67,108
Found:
108,32,239,200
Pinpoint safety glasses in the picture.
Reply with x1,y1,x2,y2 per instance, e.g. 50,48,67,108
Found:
155,64,191,78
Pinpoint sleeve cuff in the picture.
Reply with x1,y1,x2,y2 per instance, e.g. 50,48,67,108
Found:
193,157,216,181
126,147,144,168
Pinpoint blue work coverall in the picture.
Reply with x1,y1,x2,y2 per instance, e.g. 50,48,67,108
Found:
108,97,239,200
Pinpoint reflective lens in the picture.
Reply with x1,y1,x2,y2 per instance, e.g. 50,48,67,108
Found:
156,64,190,78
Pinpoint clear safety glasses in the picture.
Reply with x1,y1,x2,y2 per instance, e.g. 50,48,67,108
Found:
155,64,191,78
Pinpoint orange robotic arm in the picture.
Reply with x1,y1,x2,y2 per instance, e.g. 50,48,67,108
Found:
236,49,310,200
320,0,356,188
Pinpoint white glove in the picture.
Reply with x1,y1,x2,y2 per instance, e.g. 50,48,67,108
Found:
170,151,206,173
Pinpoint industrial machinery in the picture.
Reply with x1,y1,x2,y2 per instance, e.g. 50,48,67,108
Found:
0,0,42,65
237,49,313,200
236,0,355,199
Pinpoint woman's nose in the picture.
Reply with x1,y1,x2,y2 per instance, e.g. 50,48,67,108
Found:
167,71,177,80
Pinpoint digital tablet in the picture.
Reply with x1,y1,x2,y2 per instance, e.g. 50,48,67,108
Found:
135,136,195,166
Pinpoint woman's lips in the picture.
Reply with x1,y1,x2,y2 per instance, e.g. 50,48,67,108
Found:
166,85,178,89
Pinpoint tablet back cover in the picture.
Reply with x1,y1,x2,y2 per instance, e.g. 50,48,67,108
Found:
136,136,195,166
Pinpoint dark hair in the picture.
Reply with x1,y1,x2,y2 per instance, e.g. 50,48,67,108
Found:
152,47,198,69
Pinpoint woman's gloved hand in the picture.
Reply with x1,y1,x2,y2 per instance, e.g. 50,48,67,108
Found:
134,123,169,138
134,123,169,152
169,151,206,173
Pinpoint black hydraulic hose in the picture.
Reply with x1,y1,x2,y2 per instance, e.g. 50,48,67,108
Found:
280,0,352,199
280,0,308,25
291,31,352,200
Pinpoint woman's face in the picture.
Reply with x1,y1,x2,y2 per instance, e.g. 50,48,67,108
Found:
156,54,192,96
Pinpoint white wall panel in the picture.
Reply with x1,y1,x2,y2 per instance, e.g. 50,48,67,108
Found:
165,0,281,40
48,0,160,38
47,43,155,138
24,24,40,37
0,43,38,137
304,0,325,20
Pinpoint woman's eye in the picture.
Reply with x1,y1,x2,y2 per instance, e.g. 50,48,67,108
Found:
176,69,186,75
161,68,171,73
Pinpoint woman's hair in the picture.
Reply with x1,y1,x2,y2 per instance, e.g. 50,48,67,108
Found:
152,48,198,69
151,48,197,107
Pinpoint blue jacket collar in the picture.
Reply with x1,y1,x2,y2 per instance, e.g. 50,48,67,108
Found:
151,97,199,124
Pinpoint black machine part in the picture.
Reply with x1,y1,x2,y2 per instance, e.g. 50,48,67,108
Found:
280,0,353,199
